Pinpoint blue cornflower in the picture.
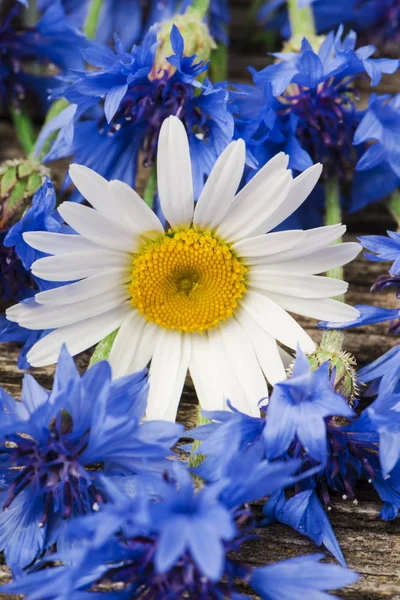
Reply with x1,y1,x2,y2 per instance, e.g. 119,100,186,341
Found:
259,1,400,55
358,345,400,396
0,0,86,111
359,231,400,276
319,305,400,330
191,349,400,564
354,94,400,196
0,345,182,570
39,0,229,48
37,26,233,199
0,178,65,369
0,464,359,599
250,553,359,600
265,349,354,463
360,392,400,478
231,28,399,223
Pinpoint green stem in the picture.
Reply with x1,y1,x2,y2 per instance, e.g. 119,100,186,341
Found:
322,177,344,352
89,329,119,367
287,0,316,38
325,178,344,286
10,107,36,157
389,189,400,230
188,407,211,470
190,0,211,18
144,166,157,210
84,0,104,40
37,98,71,160
210,44,228,81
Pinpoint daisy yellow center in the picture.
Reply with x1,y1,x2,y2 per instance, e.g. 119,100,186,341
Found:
129,228,248,333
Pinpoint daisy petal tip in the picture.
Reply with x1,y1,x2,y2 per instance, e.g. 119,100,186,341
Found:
22,231,35,245
68,162,88,181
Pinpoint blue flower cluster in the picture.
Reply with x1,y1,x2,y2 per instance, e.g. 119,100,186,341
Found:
0,0,85,111
39,0,229,48
37,25,233,200
322,230,400,398
0,351,359,596
260,0,400,54
0,178,65,368
191,349,400,561
0,345,182,573
230,27,400,225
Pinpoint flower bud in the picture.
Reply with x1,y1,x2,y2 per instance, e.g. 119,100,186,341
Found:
282,33,326,55
308,331,358,404
0,158,49,231
152,9,216,78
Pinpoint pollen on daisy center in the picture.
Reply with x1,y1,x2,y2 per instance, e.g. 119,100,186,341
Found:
129,228,248,333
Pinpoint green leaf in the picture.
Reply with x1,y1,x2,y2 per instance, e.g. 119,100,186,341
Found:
1,167,17,196
27,172,43,196
88,329,119,367
17,161,33,179
10,107,36,156
8,180,27,212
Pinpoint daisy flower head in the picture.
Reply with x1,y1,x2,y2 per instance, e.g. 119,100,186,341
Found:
7,116,361,421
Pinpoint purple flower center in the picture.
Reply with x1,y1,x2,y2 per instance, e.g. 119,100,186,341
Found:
0,4,36,106
319,424,377,505
97,538,249,598
3,413,103,527
358,0,400,47
278,78,360,179
0,236,35,302
371,274,400,298
102,75,209,168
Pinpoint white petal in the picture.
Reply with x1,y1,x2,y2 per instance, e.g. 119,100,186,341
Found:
10,292,130,330
241,289,315,353
219,318,269,408
157,116,194,229
278,346,294,369
35,268,131,306
31,250,129,282
129,321,159,372
58,202,138,253
265,292,360,323
216,152,289,235
69,164,114,217
208,328,261,417
257,243,361,275
236,308,287,385
22,232,101,255
146,330,189,421
252,163,322,236
108,180,164,237
255,224,346,265
248,271,348,298
193,139,246,230
163,335,191,422
27,304,131,367
109,311,146,379
217,170,293,242
189,333,226,411
231,230,305,260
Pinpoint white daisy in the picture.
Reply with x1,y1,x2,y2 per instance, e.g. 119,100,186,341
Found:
7,116,361,420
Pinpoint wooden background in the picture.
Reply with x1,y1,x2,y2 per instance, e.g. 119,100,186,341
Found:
0,1,399,597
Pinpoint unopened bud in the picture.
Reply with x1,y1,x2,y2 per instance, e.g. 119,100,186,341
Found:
0,158,49,231
282,33,326,55
307,331,358,404
152,9,216,79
